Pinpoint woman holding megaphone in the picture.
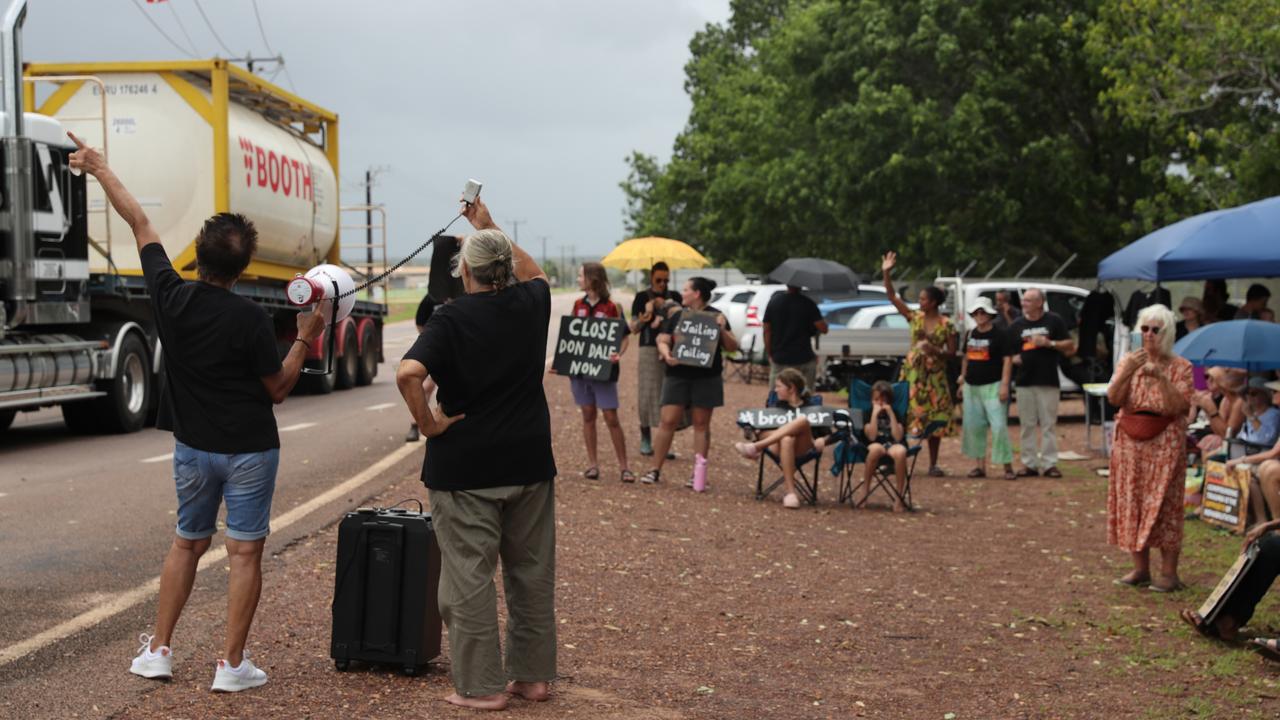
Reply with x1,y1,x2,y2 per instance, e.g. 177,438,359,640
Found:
397,197,557,710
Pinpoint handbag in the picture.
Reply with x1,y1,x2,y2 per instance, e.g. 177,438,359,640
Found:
1117,411,1176,441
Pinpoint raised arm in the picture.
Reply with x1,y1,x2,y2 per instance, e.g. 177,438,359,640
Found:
881,251,914,319
461,197,547,283
68,132,160,252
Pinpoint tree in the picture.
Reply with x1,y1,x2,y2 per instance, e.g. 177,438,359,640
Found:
1086,0,1280,232
626,0,1169,276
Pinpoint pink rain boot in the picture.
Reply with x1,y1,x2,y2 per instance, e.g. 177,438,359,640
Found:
692,453,708,492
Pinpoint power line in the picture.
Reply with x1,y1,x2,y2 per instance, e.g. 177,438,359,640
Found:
166,1,202,56
191,0,236,57
250,0,296,92
129,0,196,58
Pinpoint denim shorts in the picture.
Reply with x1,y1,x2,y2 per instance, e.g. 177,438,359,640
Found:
569,377,620,410
173,441,280,542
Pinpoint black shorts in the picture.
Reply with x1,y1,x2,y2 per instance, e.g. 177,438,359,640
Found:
660,374,724,409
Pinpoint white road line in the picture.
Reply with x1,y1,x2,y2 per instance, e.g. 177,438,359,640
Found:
278,422,318,433
0,440,423,668
0,492,8,498
140,453,173,464
365,402,396,411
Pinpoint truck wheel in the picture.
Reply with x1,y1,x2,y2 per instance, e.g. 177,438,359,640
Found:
356,323,378,387
335,323,359,390
97,333,151,433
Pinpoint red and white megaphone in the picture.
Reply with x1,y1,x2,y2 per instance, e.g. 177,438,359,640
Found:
286,264,357,325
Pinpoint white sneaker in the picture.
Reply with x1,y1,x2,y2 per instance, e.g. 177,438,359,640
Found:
210,655,268,692
129,633,173,680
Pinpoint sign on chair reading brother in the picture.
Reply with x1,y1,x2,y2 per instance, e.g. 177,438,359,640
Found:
553,317,625,381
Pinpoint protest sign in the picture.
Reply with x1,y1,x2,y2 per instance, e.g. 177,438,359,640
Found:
552,316,625,381
1200,459,1250,533
737,406,841,429
672,311,720,368
1197,541,1261,626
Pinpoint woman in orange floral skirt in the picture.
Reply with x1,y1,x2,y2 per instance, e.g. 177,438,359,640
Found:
1107,304,1194,593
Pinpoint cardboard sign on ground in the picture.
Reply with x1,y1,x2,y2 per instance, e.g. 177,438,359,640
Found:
1201,459,1250,533
672,311,720,368
552,316,625,381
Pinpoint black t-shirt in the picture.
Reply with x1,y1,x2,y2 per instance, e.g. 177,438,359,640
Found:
140,244,281,453
963,326,1011,387
404,278,557,491
1010,312,1069,387
763,291,822,364
662,306,731,379
630,289,682,346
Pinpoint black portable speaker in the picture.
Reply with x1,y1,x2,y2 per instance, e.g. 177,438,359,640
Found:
330,506,442,675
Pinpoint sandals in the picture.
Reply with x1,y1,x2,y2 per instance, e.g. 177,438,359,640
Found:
1179,609,1219,640
1113,574,1151,588
966,468,986,478
640,469,660,484
927,466,946,477
621,469,636,483
1003,469,1017,481
1149,581,1186,593
583,466,600,480
1252,638,1280,661
1016,468,1039,478
1043,467,1063,478
782,493,800,509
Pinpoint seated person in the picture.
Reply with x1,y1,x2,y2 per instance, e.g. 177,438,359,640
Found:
734,369,830,509
1234,381,1280,523
854,380,908,512
1239,386,1280,448
1181,519,1280,658
1192,367,1248,454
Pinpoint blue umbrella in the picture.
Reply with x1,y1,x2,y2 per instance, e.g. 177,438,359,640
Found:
1098,195,1280,281
1173,320,1280,371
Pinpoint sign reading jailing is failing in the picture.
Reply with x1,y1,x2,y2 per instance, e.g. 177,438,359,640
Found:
672,311,720,368
553,316,625,381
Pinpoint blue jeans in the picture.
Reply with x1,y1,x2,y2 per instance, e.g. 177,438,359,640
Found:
173,441,280,542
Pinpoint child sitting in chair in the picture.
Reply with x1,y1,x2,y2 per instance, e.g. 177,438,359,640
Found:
733,368,829,509
857,380,908,512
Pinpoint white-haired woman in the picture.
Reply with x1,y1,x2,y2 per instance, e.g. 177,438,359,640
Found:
1107,304,1194,593
397,198,556,710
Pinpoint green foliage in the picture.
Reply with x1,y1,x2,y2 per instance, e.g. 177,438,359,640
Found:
624,0,1252,276
1086,0,1280,234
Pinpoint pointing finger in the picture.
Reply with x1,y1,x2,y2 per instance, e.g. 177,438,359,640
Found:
66,131,87,150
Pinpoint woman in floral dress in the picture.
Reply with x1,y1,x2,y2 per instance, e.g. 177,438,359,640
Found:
882,252,956,476
1107,304,1193,593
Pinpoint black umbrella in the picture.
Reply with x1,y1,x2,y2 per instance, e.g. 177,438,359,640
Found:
767,257,863,292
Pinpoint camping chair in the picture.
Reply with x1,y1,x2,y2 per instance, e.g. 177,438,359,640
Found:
737,391,846,505
724,334,763,384
836,379,945,511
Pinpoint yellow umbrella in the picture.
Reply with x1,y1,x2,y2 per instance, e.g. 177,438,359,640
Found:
600,236,710,271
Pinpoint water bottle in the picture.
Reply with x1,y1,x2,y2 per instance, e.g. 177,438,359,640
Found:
692,453,708,492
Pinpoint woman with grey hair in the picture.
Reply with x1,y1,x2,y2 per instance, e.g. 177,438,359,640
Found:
1107,304,1194,593
397,197,556,710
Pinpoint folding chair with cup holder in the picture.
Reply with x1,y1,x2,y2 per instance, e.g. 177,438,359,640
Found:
737,391,848,505
724,333,763,384
836,379,945,511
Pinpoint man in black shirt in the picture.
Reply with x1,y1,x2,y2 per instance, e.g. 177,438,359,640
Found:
1009,288,1075,478
70,133,323,692
763,285,828,390
629,262,682,456
1236,284,1272,319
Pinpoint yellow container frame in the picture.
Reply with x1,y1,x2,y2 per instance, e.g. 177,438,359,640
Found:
24,59,340,283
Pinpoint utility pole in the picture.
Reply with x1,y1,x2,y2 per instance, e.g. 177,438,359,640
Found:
507,219,526,246
360,166,388,298
538,235,549,272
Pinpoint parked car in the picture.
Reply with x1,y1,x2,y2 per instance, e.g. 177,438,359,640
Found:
818,298,896,327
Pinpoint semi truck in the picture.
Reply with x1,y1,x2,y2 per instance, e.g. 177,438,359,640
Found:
0,0,385,435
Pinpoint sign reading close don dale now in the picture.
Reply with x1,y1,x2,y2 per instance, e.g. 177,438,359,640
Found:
553,316,626,381
672,311,721,368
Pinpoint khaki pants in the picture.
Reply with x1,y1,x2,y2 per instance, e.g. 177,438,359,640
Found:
769,358,818,392
429,480,556,696
1015,385,1060,471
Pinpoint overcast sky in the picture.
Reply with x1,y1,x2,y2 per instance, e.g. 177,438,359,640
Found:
25,0,730,263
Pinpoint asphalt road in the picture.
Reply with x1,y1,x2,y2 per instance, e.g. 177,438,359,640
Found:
0,290,583,691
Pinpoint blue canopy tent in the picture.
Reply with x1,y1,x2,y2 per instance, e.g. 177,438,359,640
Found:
1098,195,1280,281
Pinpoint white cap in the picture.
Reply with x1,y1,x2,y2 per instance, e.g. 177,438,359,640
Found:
969,297,997,317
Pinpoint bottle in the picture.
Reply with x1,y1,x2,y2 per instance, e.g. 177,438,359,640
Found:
692,453,708,492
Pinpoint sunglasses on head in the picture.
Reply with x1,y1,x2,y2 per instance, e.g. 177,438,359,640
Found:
1140,325,1162,334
